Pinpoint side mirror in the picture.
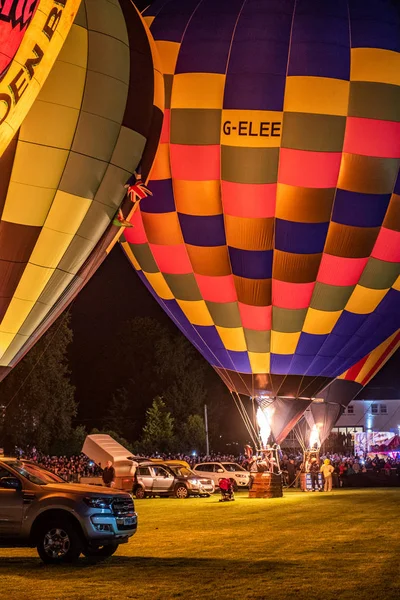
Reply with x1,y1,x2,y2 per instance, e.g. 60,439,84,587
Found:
217,469,224,473
0,477,21,490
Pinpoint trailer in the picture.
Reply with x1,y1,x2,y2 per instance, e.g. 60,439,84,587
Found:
81,434,138,491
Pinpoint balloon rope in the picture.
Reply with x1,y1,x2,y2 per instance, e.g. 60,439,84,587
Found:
230,390,259,449
292,419,307,452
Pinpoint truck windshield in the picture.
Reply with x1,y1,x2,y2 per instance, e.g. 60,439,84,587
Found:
221,463,246,472
8,461,65,485
170,466,193,477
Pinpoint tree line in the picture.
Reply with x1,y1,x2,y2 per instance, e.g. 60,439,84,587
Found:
0,314,231,456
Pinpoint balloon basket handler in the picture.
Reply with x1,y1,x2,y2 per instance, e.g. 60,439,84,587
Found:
248,446,283,499
301,448,322,492
219,478,235,501
300,472,323,492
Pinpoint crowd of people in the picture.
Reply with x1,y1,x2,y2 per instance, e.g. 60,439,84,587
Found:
15,448,400,487
17,448,103,482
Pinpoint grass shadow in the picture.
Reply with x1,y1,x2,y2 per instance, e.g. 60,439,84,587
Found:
0,554,294,579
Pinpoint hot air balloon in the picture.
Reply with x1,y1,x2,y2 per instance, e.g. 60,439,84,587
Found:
0,0,163,380
119,0,400,451
0,0,82,156
298,330,400,452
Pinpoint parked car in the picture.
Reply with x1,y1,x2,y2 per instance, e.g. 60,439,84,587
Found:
168,464,215,496
193,462,251,490
133,461,214,499
0,457,137,564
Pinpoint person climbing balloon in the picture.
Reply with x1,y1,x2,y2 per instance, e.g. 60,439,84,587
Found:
113,208,134,228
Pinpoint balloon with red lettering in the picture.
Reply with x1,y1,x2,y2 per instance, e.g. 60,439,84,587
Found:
120,0,400,441
0,0,163,379
0,0,82,157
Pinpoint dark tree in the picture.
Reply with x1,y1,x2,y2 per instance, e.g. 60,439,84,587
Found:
105,386,137,441
140,396,175,453
181,414,206,454
0,313,76,454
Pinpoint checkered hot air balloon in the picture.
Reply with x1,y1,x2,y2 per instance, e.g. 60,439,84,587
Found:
120,0,400,438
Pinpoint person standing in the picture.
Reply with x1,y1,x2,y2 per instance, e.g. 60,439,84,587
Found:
320,459,334,492
309,457,321,492
102,460,116,488
287,458,296,487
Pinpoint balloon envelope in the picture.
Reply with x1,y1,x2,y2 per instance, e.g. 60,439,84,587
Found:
121,0,400,401
0,0,162,380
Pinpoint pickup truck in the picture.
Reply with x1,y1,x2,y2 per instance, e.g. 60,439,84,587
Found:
0,457,137,564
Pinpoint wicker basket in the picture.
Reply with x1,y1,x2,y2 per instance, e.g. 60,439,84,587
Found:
248,472,283,498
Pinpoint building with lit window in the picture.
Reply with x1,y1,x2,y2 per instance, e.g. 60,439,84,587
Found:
333,400,400,435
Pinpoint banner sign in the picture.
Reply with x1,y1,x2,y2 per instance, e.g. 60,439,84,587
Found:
0,0,81,156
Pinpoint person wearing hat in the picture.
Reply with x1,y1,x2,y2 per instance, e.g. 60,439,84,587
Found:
309,457,321,492
320,458,334,492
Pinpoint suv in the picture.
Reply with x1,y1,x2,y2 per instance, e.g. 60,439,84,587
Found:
134,462,214,499
193,462,250,490
0,458,137,564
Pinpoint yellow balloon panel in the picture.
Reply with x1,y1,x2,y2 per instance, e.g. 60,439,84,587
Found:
0,0,82,157
0,0,163,375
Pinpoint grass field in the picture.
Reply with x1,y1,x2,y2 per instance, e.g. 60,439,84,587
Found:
1,488,399,600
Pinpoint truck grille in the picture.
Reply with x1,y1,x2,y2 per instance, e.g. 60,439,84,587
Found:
112,496,135,517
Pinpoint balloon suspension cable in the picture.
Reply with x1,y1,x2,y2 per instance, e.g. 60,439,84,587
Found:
230,390,259,450
293,416,322,472
293,419,307,452
246,395,283,475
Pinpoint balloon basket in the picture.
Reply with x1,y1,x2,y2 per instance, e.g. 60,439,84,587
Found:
300,473,323,492
249,472,283,498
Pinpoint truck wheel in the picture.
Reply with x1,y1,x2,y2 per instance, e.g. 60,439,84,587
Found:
37,519,82,564
134,486,146,499
174,484,189,499
83,542,119,559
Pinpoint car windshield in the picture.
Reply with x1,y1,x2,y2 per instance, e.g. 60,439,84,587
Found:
222,463,245,472
7,461,65,485
170,466,193,477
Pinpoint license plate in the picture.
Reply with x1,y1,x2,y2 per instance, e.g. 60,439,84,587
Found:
124,517,134,526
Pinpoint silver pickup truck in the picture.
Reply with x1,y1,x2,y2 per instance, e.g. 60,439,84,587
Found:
0,457,137,564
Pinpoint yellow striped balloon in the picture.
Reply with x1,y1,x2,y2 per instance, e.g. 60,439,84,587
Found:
0,0,162,379
0,0,82,157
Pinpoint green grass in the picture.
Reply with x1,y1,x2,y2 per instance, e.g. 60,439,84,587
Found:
1,489,400,600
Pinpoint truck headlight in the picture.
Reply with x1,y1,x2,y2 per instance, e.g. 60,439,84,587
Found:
84,496,112,509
